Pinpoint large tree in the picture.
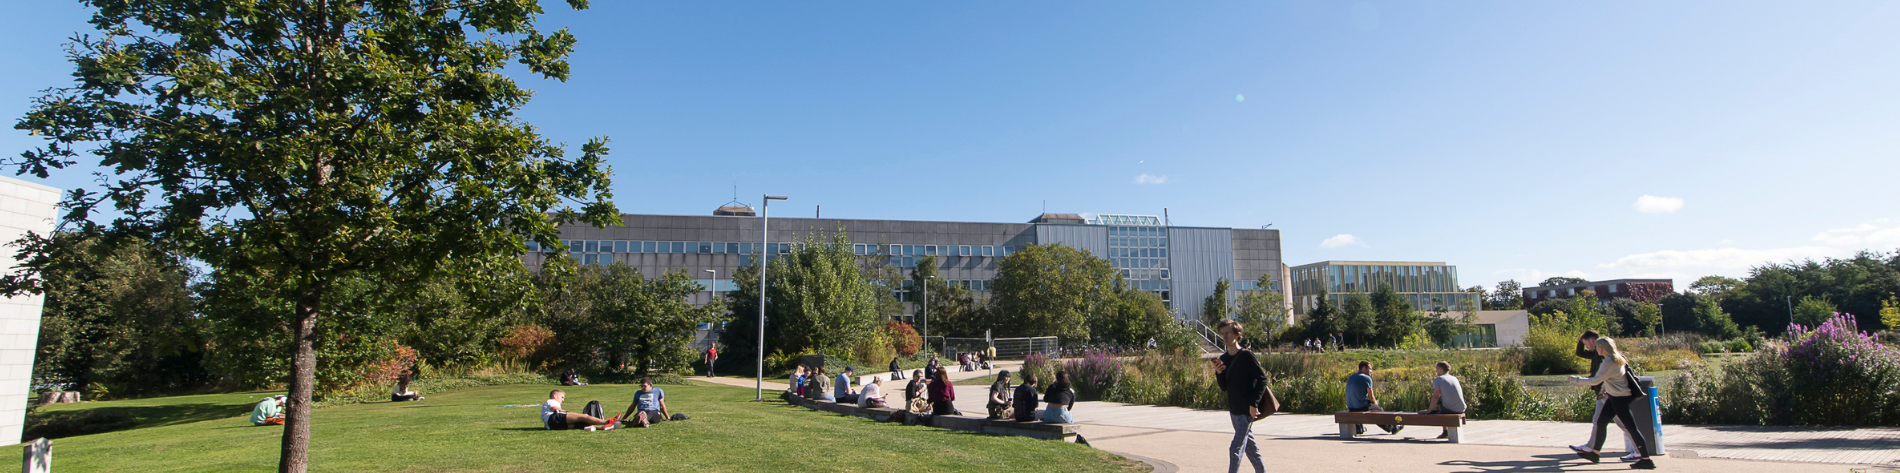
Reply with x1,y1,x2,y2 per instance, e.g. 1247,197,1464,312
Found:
1340,292,1376,346
1233,274,1288,347
989,243,1118,341
719,230,884,366
1488,279,1524,310
7,231,206,398
586,265,725,376
11,1,615,470
1539,277,1591,287
1370,283,1417,347
1201,278,1231,327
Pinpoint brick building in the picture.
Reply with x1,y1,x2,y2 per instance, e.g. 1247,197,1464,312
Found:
1522,278,1674,306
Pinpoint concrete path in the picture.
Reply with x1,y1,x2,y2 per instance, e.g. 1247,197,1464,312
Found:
697,370,1900,472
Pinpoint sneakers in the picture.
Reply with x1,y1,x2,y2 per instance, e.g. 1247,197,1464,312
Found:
1569,446,1600,464
1435,431,1449,440
1386,425,1404,435
1630,458,1655,469
1620,453,1642,462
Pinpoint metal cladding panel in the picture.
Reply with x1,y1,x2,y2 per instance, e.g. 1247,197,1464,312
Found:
1169,227,1236,321
1033,224,1108,259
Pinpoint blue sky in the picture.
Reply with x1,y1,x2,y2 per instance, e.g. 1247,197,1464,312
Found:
5,1,1899,290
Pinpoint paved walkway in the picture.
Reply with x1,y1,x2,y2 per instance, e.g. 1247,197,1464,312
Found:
697,369,1900,472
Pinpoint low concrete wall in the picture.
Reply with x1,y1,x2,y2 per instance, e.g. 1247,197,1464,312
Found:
782,392,1081,444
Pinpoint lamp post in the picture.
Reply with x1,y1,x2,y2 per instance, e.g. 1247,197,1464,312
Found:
915,273,923,355
756,194,787,401
705,269,718,303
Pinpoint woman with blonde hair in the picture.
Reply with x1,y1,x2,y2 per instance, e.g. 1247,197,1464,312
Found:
1567,337,1655,470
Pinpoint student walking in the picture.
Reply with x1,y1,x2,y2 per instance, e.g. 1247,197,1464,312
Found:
1567,337,1656,470
1575,330,1640,461
1212,319,1268,473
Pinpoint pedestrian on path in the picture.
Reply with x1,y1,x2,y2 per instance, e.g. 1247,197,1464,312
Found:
1575,330,1639,461
1212,318,1268,473
704,346,718,377
1567,337,1656,470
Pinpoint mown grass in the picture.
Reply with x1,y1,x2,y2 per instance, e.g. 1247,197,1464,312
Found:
39,381,1145,472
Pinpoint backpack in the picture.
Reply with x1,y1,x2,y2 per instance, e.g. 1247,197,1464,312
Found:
582,400,604,419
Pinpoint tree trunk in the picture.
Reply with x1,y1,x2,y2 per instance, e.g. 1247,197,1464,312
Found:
280,289,322,473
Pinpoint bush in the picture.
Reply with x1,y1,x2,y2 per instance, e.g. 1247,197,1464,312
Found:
885,322,921,357
1696,340,1728,354
1725,339,1753,353
1665,313,1900,426
1521,323,1585,375
1061,350,1125,401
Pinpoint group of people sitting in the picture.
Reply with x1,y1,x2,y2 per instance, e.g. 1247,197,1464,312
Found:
791,362,1079,425
539,377,676,431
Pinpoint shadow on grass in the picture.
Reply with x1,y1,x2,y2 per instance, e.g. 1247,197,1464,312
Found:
26,402,250,440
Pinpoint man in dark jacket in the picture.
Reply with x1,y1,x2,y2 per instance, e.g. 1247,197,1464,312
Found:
1213,319,1268,473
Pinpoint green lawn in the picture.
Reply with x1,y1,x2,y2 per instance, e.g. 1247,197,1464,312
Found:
41,381,1144,472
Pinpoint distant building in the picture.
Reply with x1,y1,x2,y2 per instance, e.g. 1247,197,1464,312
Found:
1462,310,1531,348
1522,278,1674,307
1288,261,1480,316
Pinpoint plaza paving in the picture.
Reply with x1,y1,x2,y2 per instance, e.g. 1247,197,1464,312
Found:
699,364,1900,472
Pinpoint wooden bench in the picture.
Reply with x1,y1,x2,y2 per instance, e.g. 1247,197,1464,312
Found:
1334,411,1467,443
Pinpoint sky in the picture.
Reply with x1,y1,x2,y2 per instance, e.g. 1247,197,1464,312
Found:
4,1,1899,292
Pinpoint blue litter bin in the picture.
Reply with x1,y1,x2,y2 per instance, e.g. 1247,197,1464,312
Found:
1631,376,1665,455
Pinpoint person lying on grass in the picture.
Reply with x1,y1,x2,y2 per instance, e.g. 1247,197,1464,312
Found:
542,389,615,431
617,377,671,428
251,395,285,426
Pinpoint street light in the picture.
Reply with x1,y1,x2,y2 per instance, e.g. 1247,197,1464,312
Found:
923,275,934,356
756,194,787,401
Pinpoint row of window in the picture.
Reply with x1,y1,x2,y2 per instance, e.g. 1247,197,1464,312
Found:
1113,257,1168,269
1112,247,1168,258
530,240,1020,259
1526,285,1617,299
1111,236,1168,248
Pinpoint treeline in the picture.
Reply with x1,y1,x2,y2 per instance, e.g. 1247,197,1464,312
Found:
13,230,718,400
717,233,1212,374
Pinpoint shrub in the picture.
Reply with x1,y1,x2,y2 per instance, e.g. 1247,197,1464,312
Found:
497,324,553,362
1666,313,1900,426
1061,350,1124,401
885,321,921,356
1725,339,1753,353
1521,323,1585,375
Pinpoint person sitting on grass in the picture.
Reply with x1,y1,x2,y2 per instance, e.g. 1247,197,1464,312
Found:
542,389,614,431
618,377,670,428
986,370,1014,420
251,395,285,426
834,366,859,404
858,376,889,408
1419,361,1467,440
1346,360,1400,435
810,366,834,402
560,368,585,386
1012,372,1040,422
391,372,423,402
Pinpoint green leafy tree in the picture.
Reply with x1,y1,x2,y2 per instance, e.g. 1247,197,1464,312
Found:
1458,300,1481,348
989,243,1118,341
1792,295,1837,328
1693,297,1742,339
1201,278,1231,327
1096,287,1172,346
1602,298,1648,337
8,232,206,397
1341,292,1376,347
12,2,616,469
1303,290,1337,341
1488,279,1524,310
1539,277,1591,287
765,231,886,357
1370,283,1417,348
1882,296,1900,334
1233,274,1288,347
1633,301,1663,337
1725,251,1900,334
1689,276,1744,301
587,265,725,376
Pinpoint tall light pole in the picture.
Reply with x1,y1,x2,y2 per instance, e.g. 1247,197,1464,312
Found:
756,194,787,401
915,273,923,355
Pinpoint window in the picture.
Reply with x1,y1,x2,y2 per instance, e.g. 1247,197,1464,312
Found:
904,256,916,268
926,245,937,256
582,254,596,265
672,242,685,253
583,241,597,252
961,245,971,256
1004,246,1015,256
853,244,865,255
599,254,614,265
1609,285,1619,293
982,246,993,257
638,241,651,253
615,241,628,253
526,241,540,252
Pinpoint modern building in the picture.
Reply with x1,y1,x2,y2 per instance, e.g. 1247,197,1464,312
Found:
0,176,60,445
1288,261,1481,316
523,206,1286,323
1522,278,1674,306
1456,310,1531,348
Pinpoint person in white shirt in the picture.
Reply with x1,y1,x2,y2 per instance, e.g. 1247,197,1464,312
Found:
541,389,614,431
858,377,888,408
392,372,422,402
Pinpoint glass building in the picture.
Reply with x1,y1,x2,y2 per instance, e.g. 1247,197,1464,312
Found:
1289,261,1479,316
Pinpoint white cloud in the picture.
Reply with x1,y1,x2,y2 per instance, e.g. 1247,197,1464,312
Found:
1592,218,1900,280
1133,174,1172,185
1633,195,1684,214
1811,218,1900,247
1320,234,1364,248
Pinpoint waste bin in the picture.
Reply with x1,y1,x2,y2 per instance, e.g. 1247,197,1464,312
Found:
1630,376,1665,455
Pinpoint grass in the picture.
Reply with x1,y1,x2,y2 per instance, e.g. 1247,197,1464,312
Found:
40,381,1145,472
28,391,288,439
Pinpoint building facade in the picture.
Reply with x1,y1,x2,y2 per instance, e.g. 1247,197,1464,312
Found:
0,176,59,445
1288,261,1480,316
524,210,1285,322
1522,278,1674,306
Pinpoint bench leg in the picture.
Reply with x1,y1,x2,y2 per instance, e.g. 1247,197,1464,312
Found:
1339,423,1355,439
1446,426,1462,444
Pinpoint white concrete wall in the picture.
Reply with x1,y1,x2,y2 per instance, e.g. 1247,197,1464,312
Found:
0,177,59,445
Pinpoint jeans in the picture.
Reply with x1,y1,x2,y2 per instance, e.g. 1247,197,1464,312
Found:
1584,395,1637,454
1590,396,1650,457
1348,404,1397,434
1041,406,1073,423
1228,414,1265,473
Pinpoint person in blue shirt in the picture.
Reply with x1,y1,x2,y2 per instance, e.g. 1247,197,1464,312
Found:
1345,360,1400,435
618,377,670,427
835,366,859,404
